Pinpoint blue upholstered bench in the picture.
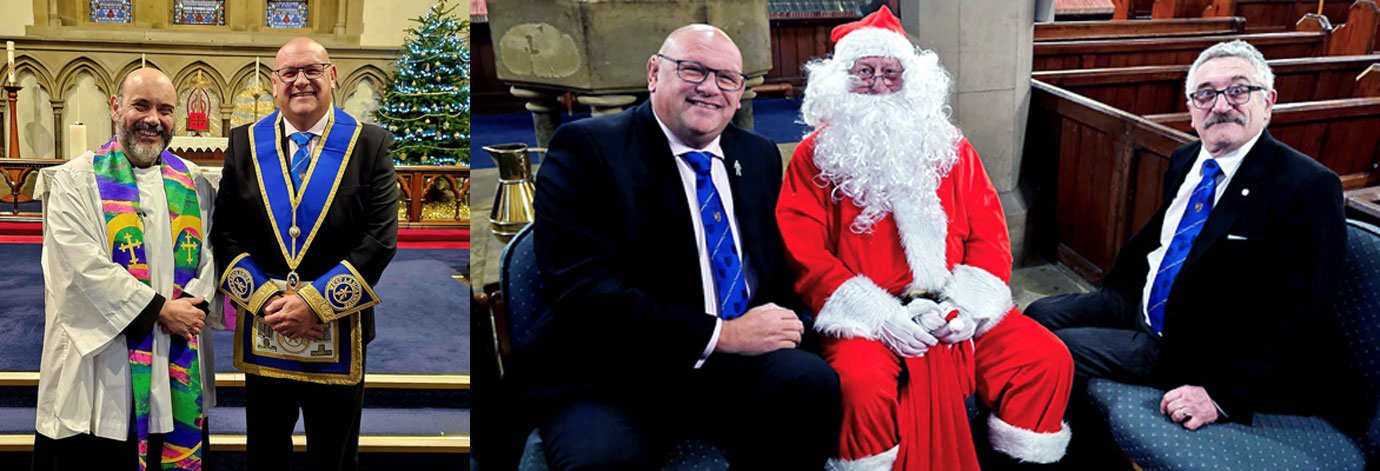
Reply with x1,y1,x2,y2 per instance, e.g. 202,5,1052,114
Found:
1084,219,1380,470
494,225,732,471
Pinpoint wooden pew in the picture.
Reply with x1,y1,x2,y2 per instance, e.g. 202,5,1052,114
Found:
1144,97,1380,188
1025,80,1193,283
1114,0,1355,31
1035,17,1246,41
1035,31,1328,70
1032,54,1380,114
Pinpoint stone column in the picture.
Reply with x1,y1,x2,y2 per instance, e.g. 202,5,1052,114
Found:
219,103,236,136
510,86,562,148
51,101,64,160
577,94,636,117
901,0,1035,264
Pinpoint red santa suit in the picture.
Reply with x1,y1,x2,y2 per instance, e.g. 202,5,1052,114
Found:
778,131,1073,469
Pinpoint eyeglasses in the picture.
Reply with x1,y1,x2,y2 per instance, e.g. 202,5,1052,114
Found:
850,66,903,84
274,63,333,82
656,54,747,92
1187,84,1266,110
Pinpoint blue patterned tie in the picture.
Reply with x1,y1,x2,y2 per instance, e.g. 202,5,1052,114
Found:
289,132,313,191
681,151,750,319
1147,159,1222,333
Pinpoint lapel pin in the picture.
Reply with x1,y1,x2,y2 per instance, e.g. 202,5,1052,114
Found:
1241,188,1250,196
734,160,742,177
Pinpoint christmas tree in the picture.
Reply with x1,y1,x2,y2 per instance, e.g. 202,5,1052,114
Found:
375,0,470,166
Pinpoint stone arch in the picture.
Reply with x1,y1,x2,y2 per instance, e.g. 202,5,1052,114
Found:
339,64,390,107
228,62,276,128
55,58,114,99
13,56,57,97
171,61,229,102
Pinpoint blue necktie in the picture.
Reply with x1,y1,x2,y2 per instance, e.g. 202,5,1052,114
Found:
1147,159,1222,333
681,151,750,320
289,132,313,191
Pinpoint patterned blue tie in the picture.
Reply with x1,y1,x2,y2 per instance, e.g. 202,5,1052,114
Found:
681,151,750,319
289,132,313,191
1147,158,1222,333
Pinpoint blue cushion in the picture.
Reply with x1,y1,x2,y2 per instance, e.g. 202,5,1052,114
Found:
516,429,729,471
1087,378,1367,471
1336,221,1380,464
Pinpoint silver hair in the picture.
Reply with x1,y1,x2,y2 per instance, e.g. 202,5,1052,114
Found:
1185,40,1275,94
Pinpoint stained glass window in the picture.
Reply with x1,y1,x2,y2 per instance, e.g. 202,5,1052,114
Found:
266,0,308,29
90,0,133,24
173,0,225,25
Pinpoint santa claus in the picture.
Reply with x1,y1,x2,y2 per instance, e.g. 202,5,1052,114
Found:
776,7,1073,470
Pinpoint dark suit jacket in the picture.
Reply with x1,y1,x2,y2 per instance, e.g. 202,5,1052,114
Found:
1100,130,1347,424
523,101,802,397
210,117,399,345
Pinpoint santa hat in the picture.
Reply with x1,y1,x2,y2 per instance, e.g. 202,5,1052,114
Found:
830,6,916,66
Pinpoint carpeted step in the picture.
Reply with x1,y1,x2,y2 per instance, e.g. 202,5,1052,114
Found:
0,372,469,409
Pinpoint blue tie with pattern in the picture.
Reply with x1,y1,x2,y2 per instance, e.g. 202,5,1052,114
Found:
289,132,313,191
1146,158,1222,333
681,151,750,319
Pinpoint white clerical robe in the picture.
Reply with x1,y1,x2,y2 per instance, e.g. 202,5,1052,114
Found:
36,152,220,441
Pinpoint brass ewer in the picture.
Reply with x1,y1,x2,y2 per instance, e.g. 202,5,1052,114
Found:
485,143,539,243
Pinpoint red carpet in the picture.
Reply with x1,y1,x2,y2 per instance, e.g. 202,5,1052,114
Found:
1,222,469,248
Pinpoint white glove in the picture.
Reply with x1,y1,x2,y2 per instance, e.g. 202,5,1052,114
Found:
933,300,976,344
879,306,938,358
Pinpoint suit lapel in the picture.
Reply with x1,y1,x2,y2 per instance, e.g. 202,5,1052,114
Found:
720,131,765,297
1182,132,1277,271
632,103,708,298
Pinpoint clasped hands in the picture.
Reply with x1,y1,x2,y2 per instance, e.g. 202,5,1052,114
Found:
880,298,975,358
262,292,326,340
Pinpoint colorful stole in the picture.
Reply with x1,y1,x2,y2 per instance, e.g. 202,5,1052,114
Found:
94,136,204,471
223,107,373,385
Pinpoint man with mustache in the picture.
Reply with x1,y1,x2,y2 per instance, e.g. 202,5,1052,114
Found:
776,7,1073,470
35,68,217,470
212,37,398,471
1025,40,1348,464
527,24,841,470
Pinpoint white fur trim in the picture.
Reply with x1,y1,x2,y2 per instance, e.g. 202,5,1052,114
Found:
988,415,1071,464
816,275,904,340
825,445,899,471
891,194,951,293
835,27,917,66
943,264,1013,337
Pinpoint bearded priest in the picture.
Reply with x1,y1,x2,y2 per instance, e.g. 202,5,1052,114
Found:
35,68,217,471
776,7,1073,470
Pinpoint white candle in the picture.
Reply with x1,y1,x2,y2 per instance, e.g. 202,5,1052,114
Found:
255,56,261,87
66,123,87,160
6,41,14,83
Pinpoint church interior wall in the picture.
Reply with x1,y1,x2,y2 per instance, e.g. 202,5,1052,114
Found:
0,0,445,160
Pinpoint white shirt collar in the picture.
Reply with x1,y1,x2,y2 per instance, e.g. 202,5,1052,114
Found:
653,109,726,160
1192,128,1263,181
282,109,331,137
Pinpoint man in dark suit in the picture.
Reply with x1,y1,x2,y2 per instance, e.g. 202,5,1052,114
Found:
525,24,841,470
1026,39,1347,440
211,37,398,471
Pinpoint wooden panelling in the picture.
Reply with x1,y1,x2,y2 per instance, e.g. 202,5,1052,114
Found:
1033,32,1327,70
1036,17,1245,41
1030,80,1194,282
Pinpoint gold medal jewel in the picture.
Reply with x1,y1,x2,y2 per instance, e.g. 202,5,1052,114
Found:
287,271,300,291
290,225,301,238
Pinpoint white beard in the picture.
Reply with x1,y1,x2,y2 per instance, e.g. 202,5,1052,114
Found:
801,49,961,233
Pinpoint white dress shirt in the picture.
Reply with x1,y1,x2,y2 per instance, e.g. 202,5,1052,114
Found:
36,153,220,440
283,111,331,183
1141,130,1263,329
653,113,749,368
